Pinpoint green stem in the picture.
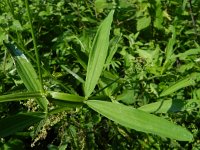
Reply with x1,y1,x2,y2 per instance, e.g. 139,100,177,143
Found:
25,0,43,91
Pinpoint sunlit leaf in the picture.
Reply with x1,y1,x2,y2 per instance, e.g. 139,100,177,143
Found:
48,91,84,102
160,77,195,97
84,10,114,98
154,0,163,29
86,100,193,141
137,16,151,31
176,48,200,60
139,99,200,113
161,26,176,74
95,0,114,13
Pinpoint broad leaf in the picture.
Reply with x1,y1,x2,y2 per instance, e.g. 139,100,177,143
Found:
84,10,114,98
0,112,45,137
86,100,193,141
4,42,48,111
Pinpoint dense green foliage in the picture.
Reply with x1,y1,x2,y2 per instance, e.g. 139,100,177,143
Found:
0,0,200,149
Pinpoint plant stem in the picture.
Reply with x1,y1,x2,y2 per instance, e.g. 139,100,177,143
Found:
25,0,43,91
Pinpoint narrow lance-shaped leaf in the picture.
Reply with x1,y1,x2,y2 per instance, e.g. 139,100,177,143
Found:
154,0,163,29
86,100,193,141
0,112,45,137
160,77,195,97
138,99,200,113
176,48,200,60
105,35,121,67
161,26,176,74
0,91,43,103
4,42,48,111
48,91,85,102
84,10,114,98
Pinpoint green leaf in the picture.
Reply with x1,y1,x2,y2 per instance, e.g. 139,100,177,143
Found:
61,65,85,83
84,10,114,98
95,0,114,13
0,112,45,137
138,99,200,113
4,42,48,111
165,26,176,60
105,35,121,67
11,19,23,31
161,26,176,74
154,0,163,29
85,100,193,141
0,92,43,102
176,48,200,60
160,77,195,97
116,90,136,104
48,91,84,102
137,16,151,31
48,104,82,115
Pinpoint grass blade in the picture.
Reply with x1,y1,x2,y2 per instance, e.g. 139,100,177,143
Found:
4,42,48,111
0,92,43,102
85,100,193,141
84,10,114,98
0,112,45,137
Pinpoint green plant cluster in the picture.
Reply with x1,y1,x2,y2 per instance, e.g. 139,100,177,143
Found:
0,0,200,149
